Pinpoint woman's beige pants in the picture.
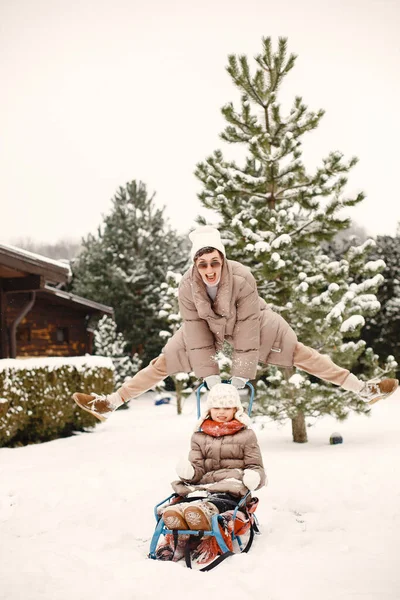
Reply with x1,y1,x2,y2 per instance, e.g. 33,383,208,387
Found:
117,342,363,402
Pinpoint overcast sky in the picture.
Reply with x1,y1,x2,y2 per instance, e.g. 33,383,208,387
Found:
1,0,399,245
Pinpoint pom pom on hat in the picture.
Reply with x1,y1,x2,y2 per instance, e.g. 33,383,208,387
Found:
206,383,241,409
189,226,226,260
195,383,252,430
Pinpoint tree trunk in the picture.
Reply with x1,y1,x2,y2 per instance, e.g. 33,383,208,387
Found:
175,384,182,415
291,411,308,443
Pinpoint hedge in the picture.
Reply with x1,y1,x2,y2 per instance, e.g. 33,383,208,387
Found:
0,356,114,447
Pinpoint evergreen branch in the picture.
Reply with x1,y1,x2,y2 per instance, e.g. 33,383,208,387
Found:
289,217,319,238
264,105,270,133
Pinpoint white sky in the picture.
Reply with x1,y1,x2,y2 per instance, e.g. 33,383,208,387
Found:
1,0,399,245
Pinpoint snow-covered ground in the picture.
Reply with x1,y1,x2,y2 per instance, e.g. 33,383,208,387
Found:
1,389,400,600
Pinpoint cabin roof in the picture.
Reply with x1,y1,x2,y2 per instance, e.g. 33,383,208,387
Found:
0,243,71,285
39,285,113,315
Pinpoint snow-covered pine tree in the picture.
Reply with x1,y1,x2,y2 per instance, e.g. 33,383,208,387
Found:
72,180,186,366
195,37,396,442
94,315,142,390
158,270,196,414
362,228,400,376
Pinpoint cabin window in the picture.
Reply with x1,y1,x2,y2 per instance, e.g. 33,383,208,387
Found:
55,327,69,343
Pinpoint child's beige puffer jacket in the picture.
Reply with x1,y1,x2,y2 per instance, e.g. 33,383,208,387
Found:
171,426,266,498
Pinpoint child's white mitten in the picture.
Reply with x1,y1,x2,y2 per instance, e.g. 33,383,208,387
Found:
243,469,261,491
176,458,195,480
230,376,248,389
204,375,221,389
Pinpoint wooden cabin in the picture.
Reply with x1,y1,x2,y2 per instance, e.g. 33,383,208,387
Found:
0,244,113,358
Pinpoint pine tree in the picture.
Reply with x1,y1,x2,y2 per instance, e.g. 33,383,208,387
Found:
362,228,400,376
195,37,396,442
158,270,196,414
324,223,368,258
72,180,186,366
93,315,142,389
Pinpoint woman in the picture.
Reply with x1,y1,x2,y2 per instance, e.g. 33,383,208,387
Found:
73,226,398,420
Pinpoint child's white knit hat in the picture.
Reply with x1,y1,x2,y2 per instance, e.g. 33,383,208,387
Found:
189,226,226,260
206,383,242,409
195,383,252,430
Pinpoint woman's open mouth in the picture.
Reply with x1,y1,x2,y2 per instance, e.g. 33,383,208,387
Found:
205,273,217,283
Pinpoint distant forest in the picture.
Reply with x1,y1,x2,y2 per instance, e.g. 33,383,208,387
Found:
10,238,82,261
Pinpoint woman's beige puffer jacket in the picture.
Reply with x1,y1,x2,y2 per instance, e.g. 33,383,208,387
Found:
171,426,267,498
164,259,297,379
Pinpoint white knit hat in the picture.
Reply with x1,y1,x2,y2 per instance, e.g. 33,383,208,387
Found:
195,383,252,430
206,383,242,410
189,226,226,260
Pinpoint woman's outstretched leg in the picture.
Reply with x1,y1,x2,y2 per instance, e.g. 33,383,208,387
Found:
73,354,168,420
293,342,398,402
117,354,168,401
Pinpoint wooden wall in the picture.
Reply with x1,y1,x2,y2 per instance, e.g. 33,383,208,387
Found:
6,293,93,357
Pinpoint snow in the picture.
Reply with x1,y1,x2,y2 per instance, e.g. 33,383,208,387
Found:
159,330,172,338
326,301,346,322
1,390,400,599
271,234,291,249
354,296,381,312
254,241,271,254
288,373,305,388
328,283,340,293
353,274,384,293
340,341,366,353
0,356,114,372
340,315,365,333
174,373,190,382
167,314,181,324
364,259,386,273
296,282,309,293
347,239,376,258
326,260,346,275
0,242,72,277
166,271,182,285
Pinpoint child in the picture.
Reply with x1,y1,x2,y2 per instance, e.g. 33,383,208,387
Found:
161,383,266,533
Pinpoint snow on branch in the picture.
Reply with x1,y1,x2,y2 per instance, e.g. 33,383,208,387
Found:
271,234,291,249
346,238,376,259
340,315,365,333
363,259,386,274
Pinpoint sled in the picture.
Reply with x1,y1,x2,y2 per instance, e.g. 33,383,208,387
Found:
148,381,261,571
154,395,172,406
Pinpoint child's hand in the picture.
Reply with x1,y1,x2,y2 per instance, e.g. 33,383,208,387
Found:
231,376,248,389
204,375,221,389
176,458,195,480
243,469,260,491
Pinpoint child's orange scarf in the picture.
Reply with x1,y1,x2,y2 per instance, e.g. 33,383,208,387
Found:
201,418,244,437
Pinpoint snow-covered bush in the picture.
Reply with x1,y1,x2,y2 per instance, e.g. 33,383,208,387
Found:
0,357,114,447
